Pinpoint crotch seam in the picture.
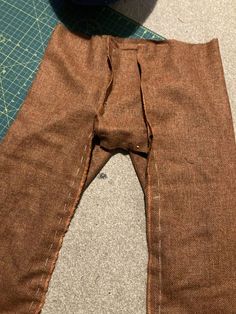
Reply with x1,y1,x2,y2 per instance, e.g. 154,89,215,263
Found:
93,38,114,138
137,58,153,153
103,36,114,111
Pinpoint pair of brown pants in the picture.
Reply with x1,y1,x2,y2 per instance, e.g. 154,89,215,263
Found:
0,23,235,314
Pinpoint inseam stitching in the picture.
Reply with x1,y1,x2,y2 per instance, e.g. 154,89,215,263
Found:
137,52,162,314
28,133,93,313
154,151,162,314
146,149,153,314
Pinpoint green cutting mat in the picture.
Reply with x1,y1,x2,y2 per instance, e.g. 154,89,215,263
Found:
0,0,165,140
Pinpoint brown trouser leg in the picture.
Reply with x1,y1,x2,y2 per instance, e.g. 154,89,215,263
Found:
138,39,236,313
0,23,235,314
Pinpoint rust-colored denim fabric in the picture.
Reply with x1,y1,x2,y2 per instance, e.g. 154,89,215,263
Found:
0,23,236,314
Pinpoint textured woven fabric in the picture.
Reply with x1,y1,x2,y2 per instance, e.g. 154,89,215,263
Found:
0,23,235,314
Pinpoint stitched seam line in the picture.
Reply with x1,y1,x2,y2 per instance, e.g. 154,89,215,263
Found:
28,133,93,313
137,53,158,314
146,149,153,314
137,52,161,313
154,151,162,314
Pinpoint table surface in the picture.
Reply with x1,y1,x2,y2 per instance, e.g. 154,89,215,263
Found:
0,0,164,140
